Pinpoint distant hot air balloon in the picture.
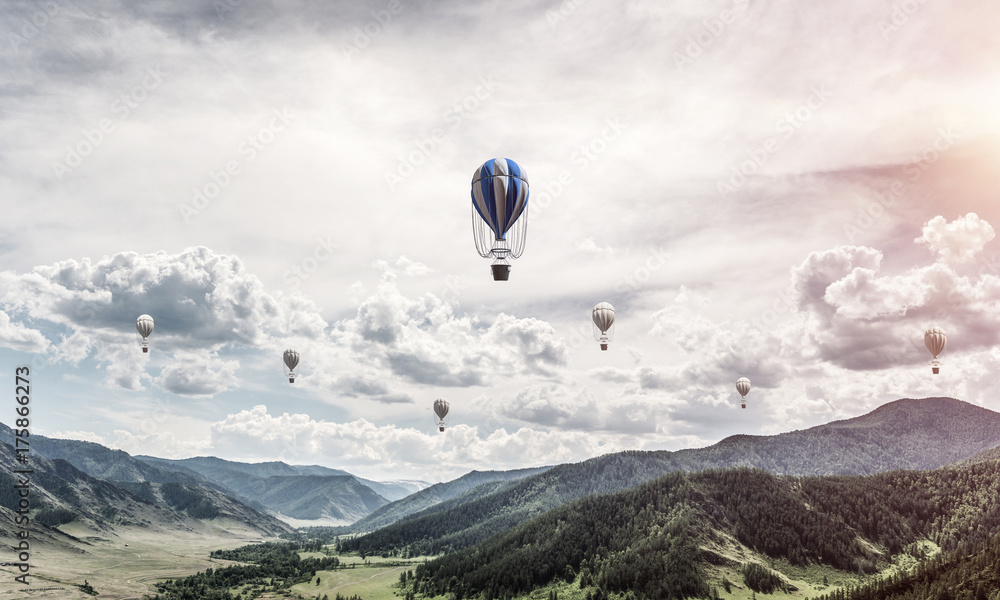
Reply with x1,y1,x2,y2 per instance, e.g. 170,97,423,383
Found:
592,302,616,351
924,326,946,375
283,349,300,383
471,158,529,281
136,314,154,353
433,398,450,432
736,377,751,409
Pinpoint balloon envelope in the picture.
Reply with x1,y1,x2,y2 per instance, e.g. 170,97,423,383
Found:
471,158,529,240
136,314,154,338
924,327,946,358
736,377,751,398
592,302,615,333
283,349,300,371
433,398,450,421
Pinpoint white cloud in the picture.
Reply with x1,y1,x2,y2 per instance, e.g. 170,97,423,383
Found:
0,309,50,352
160,352,239,396
207,404,635,480
915,213,996,264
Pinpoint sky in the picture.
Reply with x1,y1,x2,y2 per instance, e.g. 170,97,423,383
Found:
1,0,1000,484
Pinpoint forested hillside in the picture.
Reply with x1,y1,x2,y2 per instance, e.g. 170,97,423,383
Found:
814,534,1000,600
404,459,1000,600
345,466,551,533
342,398,1000,555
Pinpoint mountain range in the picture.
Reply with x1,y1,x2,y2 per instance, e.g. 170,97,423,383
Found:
341,397,1000,555
0,422,429,525
5,395,1000,600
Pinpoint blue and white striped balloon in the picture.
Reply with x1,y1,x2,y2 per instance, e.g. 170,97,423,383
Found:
471,158,529,240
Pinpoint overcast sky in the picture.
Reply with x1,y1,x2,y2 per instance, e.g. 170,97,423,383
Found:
1,0,999,483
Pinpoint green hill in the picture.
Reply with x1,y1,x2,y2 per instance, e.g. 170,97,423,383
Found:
343,398,1000,557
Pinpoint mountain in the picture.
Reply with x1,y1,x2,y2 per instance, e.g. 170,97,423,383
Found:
0,440,291,538
814,533,1000,600
0,422,206,486
135,455,397,522
343,397,1000,556
287,464,427,500
242,475,389,521
671,397,1000,475
954,443,1000,466
346,466,552,533
410,459,1000,600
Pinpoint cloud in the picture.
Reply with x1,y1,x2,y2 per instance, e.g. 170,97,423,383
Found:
160,352,239,396
208,404,633,479
341,275,568,387
647,286,789,388
915,213,995,264
0,309,50,352
486,384,657,434
0,247,325,392
791,235,1000,370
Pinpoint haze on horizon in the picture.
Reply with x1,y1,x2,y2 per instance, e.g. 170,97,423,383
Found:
1,0,999,482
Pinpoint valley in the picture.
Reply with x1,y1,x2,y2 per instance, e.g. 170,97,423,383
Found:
3,397,1000,600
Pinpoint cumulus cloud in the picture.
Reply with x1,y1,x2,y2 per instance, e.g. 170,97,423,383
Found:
208,404,627,479
0,309,50,352
791,240,1000,370
341,276,568,388
160,352,239,396
916,213,995,264
647,286,789,389
485,384,657,434
0,247,327,392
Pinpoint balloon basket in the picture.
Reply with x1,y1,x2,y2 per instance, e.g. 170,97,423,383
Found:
289,377,295,383
491,264,510,281
142,347,148,353
438,426,445,432
741,403,746,409
932,367,939,375
600,344,608,351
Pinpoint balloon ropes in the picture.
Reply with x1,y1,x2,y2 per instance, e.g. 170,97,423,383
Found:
592,302,616,351
471,158,529,281
433,398,450,432
136,314,154,353
736,377,751,409
924,326,946,375
283,349,300,383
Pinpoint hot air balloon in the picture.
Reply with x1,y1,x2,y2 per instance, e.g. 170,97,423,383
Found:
283,349,300,383
471,158,529,281
924,326,946,375
433,398,450,432
136,314,154,353
736,377,751,409
592,302,616,351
